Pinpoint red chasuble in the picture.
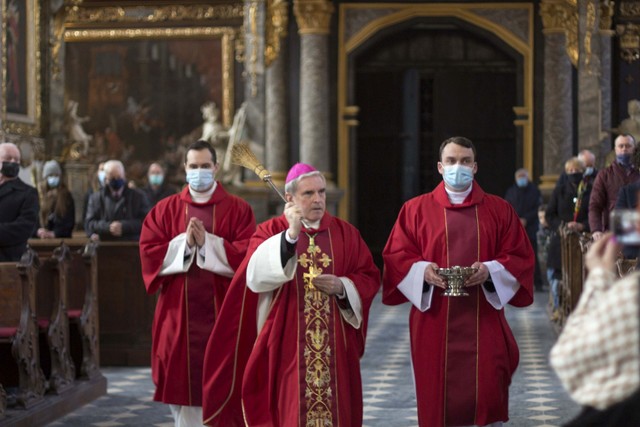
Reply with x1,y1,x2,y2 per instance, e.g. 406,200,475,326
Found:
382,181,534,427
139,185,255,406
202,212,380,427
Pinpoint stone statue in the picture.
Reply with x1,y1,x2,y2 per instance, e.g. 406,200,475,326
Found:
66,100,92,156
618,99,640,142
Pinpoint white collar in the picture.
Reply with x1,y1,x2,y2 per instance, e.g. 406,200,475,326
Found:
189,182,217,203
445,183,473,205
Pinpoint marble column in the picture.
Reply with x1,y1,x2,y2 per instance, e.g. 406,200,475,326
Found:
244,0,266,159
265,0,289,183
294,0,334,176
577,0,602,159
598,1,615,157
540,1,574,189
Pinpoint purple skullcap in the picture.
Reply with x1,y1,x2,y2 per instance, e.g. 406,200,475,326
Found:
285,163,317,184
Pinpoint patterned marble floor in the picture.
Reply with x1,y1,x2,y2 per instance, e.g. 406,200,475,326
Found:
49,290,581,427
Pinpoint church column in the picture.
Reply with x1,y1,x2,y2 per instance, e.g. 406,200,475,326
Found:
540,0,574,189
577,0,609,161
294,0,334,176
265,0,289,184
599,2,615,153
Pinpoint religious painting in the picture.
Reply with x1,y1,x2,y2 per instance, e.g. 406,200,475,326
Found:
64,27,236,183
2,0,41,136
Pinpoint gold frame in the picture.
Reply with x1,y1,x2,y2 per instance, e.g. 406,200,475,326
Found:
337,3,534,219
64,26,237,128
2,0,41,136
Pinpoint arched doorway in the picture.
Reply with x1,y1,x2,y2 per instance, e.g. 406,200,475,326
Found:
337,4,533,266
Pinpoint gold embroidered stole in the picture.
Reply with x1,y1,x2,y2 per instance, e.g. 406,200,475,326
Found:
296,230,337,426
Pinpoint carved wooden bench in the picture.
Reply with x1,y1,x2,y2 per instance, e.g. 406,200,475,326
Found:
0,249,46,409
35,244,75,394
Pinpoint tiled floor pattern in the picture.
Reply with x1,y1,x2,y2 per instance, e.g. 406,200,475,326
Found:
49,290,581,426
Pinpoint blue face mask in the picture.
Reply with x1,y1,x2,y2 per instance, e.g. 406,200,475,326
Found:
109,178,125,191
442,164,474,191
516,177,528,188
47,176,60,188
584,167,594,176
617,154,632,166
98,170,106,186
148,174,164,186
186,168,214,192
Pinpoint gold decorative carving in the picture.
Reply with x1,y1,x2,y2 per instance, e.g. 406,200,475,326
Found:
65,4,243,25
248,1,259,97
540,0,578,66
583,1,596,69
265,0,288,66
617,22,640,62
599,0,615,32
294,0,334,35
620,1,640,16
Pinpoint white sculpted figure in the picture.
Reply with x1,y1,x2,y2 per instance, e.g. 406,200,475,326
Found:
67,100,92,155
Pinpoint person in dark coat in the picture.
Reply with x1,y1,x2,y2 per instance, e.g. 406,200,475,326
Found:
36,160,75,238
546,157,592,317
504,168,543,290
141,162,178,206
0,142,39,261
85,159,150,241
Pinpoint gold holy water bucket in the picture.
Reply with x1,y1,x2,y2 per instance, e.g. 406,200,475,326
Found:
435,266,478,297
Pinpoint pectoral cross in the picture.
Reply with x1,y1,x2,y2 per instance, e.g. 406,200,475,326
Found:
303,265,321,290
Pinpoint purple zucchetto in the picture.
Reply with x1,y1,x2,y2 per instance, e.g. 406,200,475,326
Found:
285,163,317,184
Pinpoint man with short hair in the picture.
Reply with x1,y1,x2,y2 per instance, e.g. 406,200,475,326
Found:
85,159,150,241
202,163,380,427
589,134,640,240
142,162,178,206
382,136,534,427
0,142,39,261
140,140,255,427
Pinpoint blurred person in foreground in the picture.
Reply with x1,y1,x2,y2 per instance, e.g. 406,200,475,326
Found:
551,231,639,427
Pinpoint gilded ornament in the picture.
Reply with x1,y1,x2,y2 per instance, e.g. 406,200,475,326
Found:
265,0,288,66
617,23,640,63
66,4,243,24
294,0,334,35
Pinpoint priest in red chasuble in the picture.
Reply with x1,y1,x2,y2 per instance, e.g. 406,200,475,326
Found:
202,163,380,427
139,140,255,427
383,136,534,427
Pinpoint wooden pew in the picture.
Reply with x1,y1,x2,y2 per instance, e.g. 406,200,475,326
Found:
557,226,590,329
36,244,75,394
68,242,101,379
0,383,6,419
29,239,154,366
0,249,46,409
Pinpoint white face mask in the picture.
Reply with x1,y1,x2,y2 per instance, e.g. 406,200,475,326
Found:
442,164,474,191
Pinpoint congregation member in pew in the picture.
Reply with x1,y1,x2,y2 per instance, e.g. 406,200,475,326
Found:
504,168,544,291
550,232,640,427
201,163,380,427
35,160,75,239
545,157,592,320
139,140,255,427
382,136,534,427
82,161,105,228
141,162,178,206
589,134,639,240
0,142,39,262
85,159,150,241
555,149,598,188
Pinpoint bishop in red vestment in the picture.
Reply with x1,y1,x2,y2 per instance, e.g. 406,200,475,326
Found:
140,141,255,426
383,137,534,427
202,164,380,427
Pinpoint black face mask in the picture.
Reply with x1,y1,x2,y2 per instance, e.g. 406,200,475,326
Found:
568,173,583,185
1,161,19,178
